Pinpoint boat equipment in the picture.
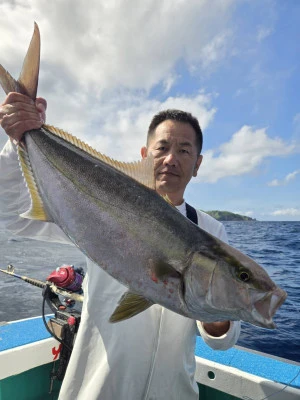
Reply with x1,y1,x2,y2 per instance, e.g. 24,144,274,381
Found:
0,264,84,390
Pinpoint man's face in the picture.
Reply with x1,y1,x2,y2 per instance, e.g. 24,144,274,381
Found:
141,120,203,204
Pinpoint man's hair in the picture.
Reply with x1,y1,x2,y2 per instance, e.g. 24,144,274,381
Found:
147,109,203,154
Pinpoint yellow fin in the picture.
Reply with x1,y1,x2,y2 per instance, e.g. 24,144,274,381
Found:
18,22,40,99
44,124,156,190
109,291,153,323
0,65,19,94
150,259,181,281
162,194,175,207
0,22,40,97
17,145,52,221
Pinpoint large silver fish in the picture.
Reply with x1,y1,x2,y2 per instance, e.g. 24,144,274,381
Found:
0,24,287,328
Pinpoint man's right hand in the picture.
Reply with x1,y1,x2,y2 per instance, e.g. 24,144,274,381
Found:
0,92,47,143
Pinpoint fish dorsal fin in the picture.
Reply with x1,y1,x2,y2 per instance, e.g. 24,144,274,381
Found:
17,145,52,222
44,124,156,190
109,291,153,323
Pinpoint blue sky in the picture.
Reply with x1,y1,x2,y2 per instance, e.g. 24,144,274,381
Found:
0,0,299,220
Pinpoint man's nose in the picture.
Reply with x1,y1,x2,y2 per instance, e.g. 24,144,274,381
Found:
163,152,178,166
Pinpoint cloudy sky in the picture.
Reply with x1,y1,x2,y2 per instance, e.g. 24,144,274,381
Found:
0,0,299,220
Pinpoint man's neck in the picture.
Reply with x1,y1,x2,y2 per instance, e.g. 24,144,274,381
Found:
158,191,184,206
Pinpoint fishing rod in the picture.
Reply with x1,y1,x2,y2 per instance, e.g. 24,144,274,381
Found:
0,264,84,303
0,263,84,387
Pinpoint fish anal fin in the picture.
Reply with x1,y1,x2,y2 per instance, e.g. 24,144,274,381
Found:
109,291,153,323
18,145,52,222
44,124,156,190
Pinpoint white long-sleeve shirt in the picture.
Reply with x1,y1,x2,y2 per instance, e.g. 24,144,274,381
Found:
0,140,240,400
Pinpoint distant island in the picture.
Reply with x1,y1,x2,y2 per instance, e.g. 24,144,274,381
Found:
204,210,256,221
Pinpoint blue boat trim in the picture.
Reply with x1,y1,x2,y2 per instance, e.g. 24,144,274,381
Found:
195,336,300,389
1,317,299,390
0,316,52,352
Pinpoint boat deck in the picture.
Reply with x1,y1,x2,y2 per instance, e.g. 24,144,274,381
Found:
0,317,299,400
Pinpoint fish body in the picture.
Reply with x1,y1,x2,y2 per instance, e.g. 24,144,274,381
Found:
0,24,287,328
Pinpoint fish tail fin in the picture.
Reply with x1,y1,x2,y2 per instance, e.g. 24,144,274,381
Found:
0,22,40,99
0,65,20,95
0,23,47,221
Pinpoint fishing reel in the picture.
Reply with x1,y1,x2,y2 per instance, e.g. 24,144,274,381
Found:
42,264,84,335
46,264,84,308
47,264,84,293
43,265,85,383
0,263,85,384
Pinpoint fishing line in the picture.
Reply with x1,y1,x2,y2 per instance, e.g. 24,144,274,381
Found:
242,366,300,400
259,367,300,400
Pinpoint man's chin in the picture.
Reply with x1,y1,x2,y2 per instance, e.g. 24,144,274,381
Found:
156,181,180,194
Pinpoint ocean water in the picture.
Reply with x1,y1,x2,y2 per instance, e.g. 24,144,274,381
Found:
223,221,300,363
0,221,299,363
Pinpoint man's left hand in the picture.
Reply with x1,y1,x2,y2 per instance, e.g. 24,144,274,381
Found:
201,321,230,337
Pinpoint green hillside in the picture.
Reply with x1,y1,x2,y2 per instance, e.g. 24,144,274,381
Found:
204,210,256,221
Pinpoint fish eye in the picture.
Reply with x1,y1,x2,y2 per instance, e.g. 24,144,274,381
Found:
239,271,250,282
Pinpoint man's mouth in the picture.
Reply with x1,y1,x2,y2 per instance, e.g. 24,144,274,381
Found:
158,170,179,177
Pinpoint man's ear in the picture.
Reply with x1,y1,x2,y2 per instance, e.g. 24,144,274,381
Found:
193,155,203,177
141,146,148,159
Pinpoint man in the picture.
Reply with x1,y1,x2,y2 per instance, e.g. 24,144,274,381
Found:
0,94,240,399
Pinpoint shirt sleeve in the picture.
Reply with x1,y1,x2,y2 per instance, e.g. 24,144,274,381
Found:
197,320,241,351
194,208,241,349
0,140,71,244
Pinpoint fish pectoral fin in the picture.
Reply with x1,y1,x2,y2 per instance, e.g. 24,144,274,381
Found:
18,145,52,222
109,291,153,323
151,259,182,281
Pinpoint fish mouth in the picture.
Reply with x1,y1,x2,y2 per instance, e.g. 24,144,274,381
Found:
250,287,287,329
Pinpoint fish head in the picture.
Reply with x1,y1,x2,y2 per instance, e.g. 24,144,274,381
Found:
184,241,287,329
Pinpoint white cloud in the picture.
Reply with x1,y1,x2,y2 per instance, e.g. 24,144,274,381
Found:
0,0,237,161
256,26,273,42
271,208,300,217
198,31,232,72
162,74,179,95
195,125,296,183
267,170,299,187
0,0,237,94
44,90,216,160
268,179,280,187
234,210,254,217
286,170,299,182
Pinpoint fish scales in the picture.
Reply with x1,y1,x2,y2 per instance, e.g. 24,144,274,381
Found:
25,129,201,315
0,23,287,326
